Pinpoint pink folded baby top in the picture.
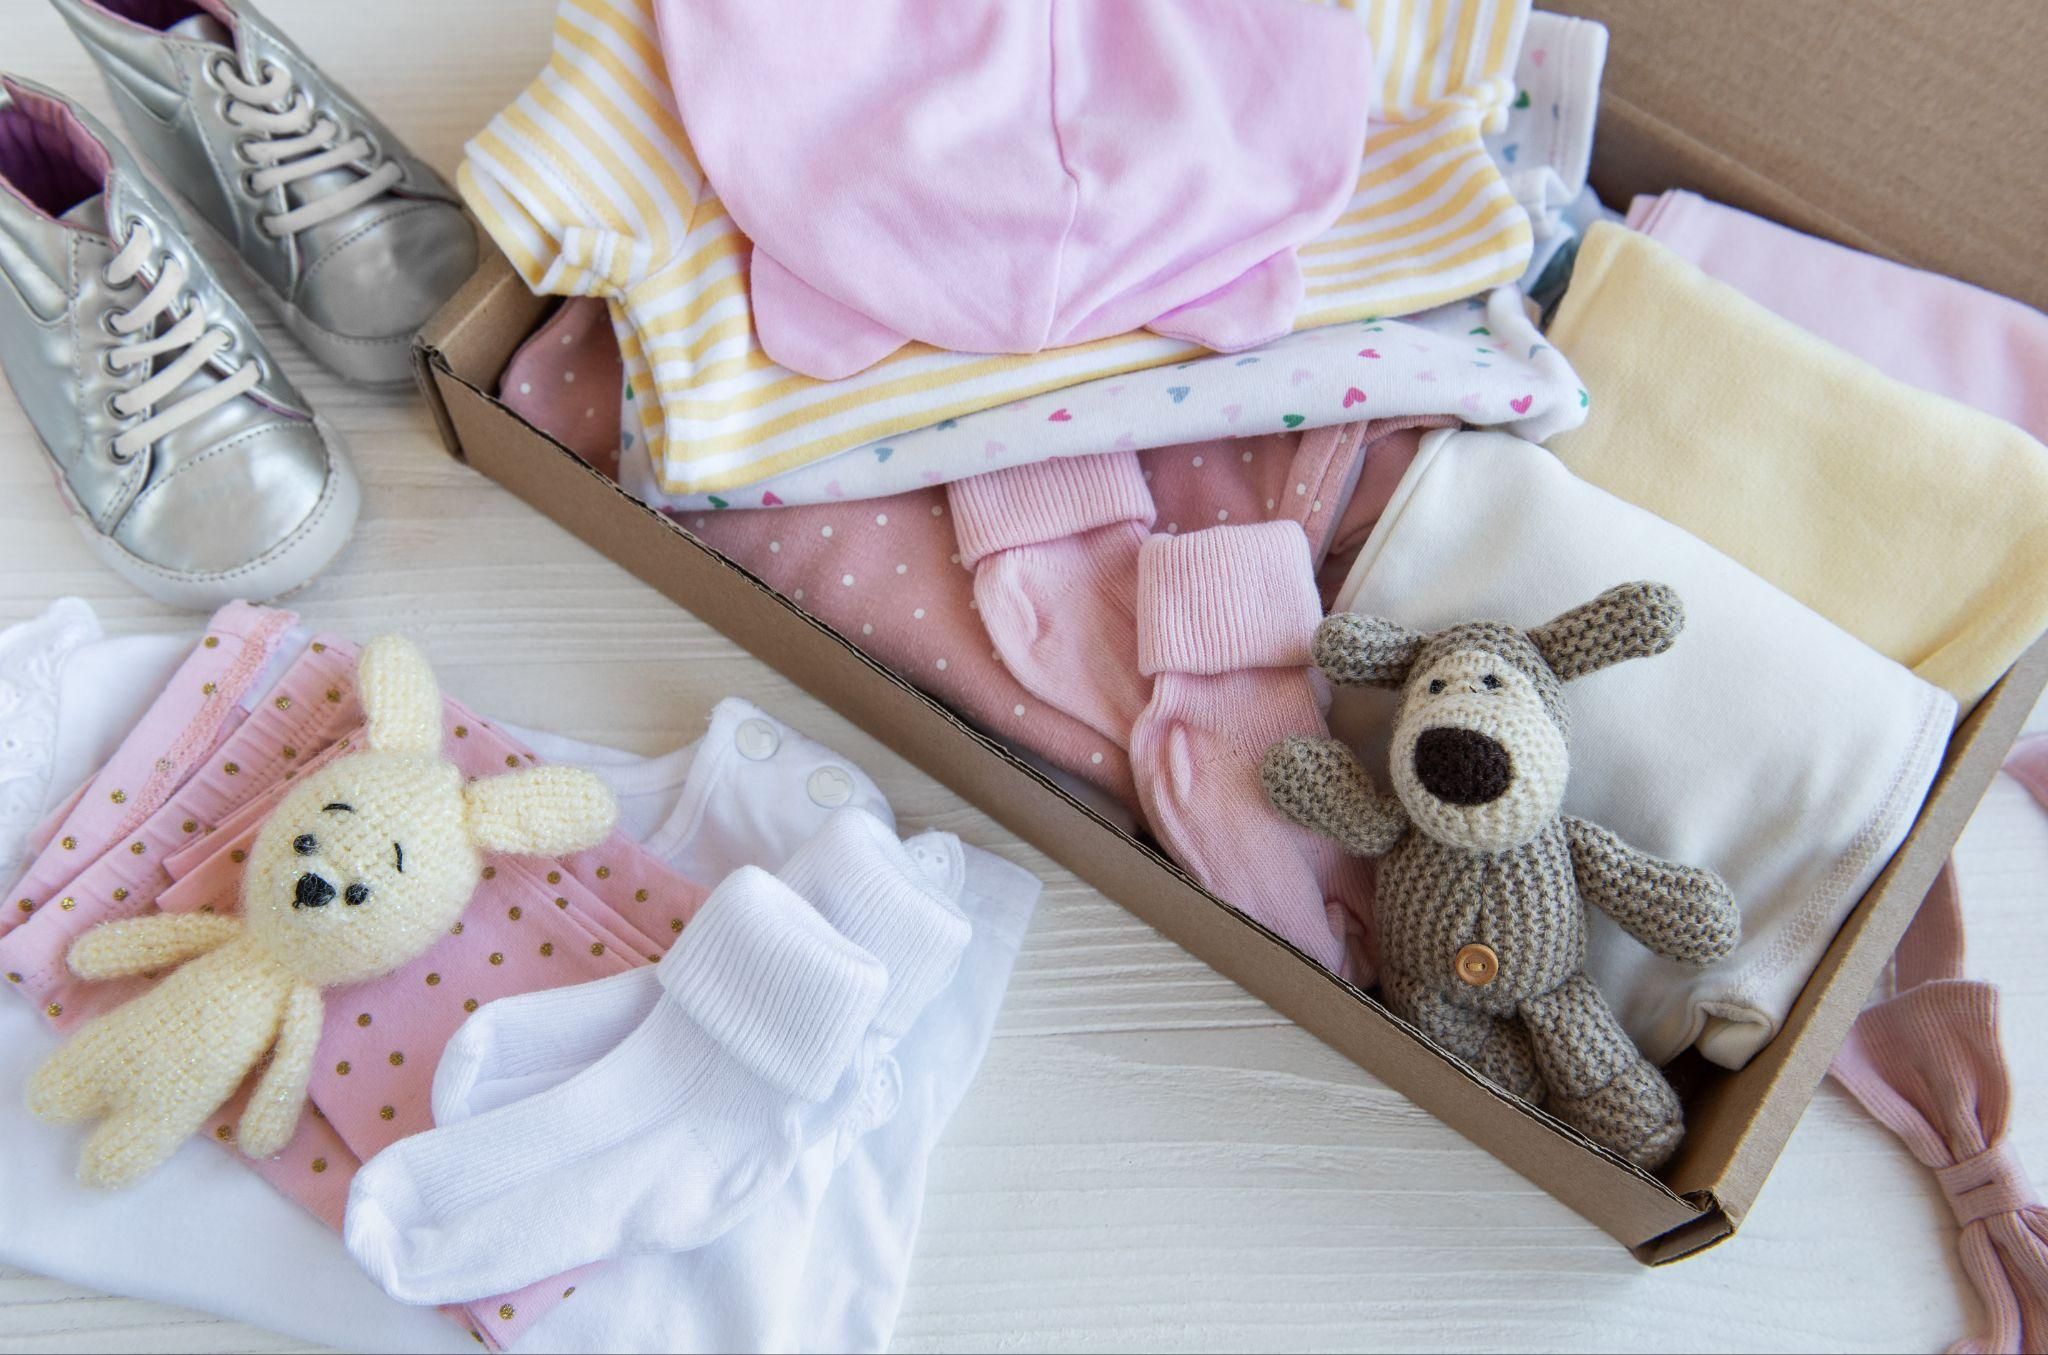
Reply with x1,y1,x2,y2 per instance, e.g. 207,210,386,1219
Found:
655,0,1375,380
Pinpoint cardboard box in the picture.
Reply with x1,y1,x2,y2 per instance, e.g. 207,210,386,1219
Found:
411,0,2048,1263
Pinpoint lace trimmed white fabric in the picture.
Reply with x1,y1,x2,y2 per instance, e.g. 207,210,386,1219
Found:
0,598,101,887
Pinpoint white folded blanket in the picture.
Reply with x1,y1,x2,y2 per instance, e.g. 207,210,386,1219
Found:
1328,428,1954,1068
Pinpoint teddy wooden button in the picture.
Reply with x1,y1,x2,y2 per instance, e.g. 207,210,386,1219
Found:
1454,942,1499,986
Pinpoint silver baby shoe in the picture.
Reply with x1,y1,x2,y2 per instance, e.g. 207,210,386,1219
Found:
51,0,477,386
0,76,357,608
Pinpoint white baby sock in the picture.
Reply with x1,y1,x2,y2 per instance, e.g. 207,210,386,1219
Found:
343,864,888,1305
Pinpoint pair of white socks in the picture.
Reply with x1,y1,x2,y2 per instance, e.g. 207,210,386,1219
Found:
343,808,974,1305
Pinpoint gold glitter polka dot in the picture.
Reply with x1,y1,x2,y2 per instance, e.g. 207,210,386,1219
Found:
112,888,128,902
46,1003,61,1017
463,998,479,1012
482,866,496,880
282,746,298,760
311,641,327,653
201,682,217,695
425,972,441,986
471,1332,483,1345
203,636,219,648
224,761,240,775
215,1125,231,1140
451,921,465,935
590,943,605,957
356,1013,372,1027
275,695,292,711
311,1104,326,1121
454,725,469,738
128,842,145,855
546,871,561,885
563,1287,576,1299
555,897,568,909
389,1051,404,1067
326,688,342,703
3,973,17,983
539,942,554,957
505,755,520,768
200,905,215,914
670,918,684,934
16,900,31,914
182,820,197,834
109,789,126,804
380,1105,395,1121
489,952,504,966
231,849,247,864
508,906,522,921
635,888,649,903
335,1061,351,1075
60,836,76,850
595,866,610,879
59,897,74,911
499,1304,515,1321
310,1157,327,1173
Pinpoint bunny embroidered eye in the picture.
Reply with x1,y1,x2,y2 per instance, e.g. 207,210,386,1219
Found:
1428,679,1446,694
344,883,370,907
1482,674,1502,690
293,834,317,856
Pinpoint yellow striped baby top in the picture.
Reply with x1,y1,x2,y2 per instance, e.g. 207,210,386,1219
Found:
462,0,1534,496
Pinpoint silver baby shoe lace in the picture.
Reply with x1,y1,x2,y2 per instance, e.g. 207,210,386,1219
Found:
213,54,403,238
101,219,261,462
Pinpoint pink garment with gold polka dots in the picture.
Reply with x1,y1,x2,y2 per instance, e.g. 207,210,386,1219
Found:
0,614,706,1352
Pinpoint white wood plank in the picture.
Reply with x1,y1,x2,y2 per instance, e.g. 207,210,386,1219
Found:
1,2,2043,1351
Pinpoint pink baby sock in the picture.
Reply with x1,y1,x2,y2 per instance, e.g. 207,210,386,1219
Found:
1130,521,1372,981
949,452,1156,748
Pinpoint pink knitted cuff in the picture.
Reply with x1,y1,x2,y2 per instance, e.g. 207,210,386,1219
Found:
947,451,1156,566
1137,521,1322,677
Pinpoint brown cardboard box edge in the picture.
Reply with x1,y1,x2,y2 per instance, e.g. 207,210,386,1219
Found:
408,0,2048,1261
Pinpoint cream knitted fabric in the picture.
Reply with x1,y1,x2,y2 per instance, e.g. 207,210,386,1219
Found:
26,637,618,1188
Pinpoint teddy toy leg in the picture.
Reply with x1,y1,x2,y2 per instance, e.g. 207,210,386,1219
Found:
24,1036,115,1125
1519,974,1684,1169
1381,969,1545,1103
76,1100,207,1190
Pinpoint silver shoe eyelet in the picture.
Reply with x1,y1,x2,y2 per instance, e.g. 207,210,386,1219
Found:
241,169,266,196
97,309,124,337
233,137,260,164
103,392,129,421
108,444,136,466
207,56,236,85
100,349,125,378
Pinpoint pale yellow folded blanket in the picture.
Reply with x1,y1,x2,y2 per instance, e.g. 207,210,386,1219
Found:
1548,224,2048,707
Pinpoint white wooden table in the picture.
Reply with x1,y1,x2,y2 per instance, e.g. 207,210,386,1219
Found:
2,4,2044,1350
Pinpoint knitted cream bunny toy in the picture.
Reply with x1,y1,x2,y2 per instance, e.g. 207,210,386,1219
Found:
1259,583,1739,1168
27,636,618,1188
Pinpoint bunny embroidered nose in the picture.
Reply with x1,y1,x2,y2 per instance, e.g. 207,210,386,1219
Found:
1413,727,1511,805
294,872,336,909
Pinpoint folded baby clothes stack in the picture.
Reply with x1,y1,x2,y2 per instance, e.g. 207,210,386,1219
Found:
1547,224,2048,708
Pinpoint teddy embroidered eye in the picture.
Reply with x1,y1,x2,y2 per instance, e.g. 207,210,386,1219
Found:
1428,679,1446,694
1482,673,1502,689
293,833,317,855
323,802,354,813
394,842,404,873
344,883,371,906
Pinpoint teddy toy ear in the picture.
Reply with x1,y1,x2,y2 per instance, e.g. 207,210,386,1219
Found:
1312,612,1425,687
356,636,445,756
1526,581,1684,683
462,765,619,857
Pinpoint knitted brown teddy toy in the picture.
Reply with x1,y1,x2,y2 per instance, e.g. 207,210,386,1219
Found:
1259,582,1739,1168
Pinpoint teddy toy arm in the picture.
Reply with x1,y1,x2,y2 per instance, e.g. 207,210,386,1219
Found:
65,913,244,982
238,985,325,1159
1563,816,1740,967
1260,736,1410,858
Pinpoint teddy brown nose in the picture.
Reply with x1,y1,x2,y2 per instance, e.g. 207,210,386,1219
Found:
294,872,336,909
1413,727,1511,805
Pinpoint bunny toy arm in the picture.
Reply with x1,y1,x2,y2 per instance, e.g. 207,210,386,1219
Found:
66,913,245,982
237,984,325,1158
1563,816,1740,967
1260,735,1411,858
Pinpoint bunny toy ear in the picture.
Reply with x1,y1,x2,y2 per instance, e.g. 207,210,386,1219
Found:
356,636,446,755
1313,612,1426,687
463,765,619,857
1527,581,1685,683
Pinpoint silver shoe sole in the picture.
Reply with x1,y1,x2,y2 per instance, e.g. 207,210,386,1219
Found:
50,415,362,607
